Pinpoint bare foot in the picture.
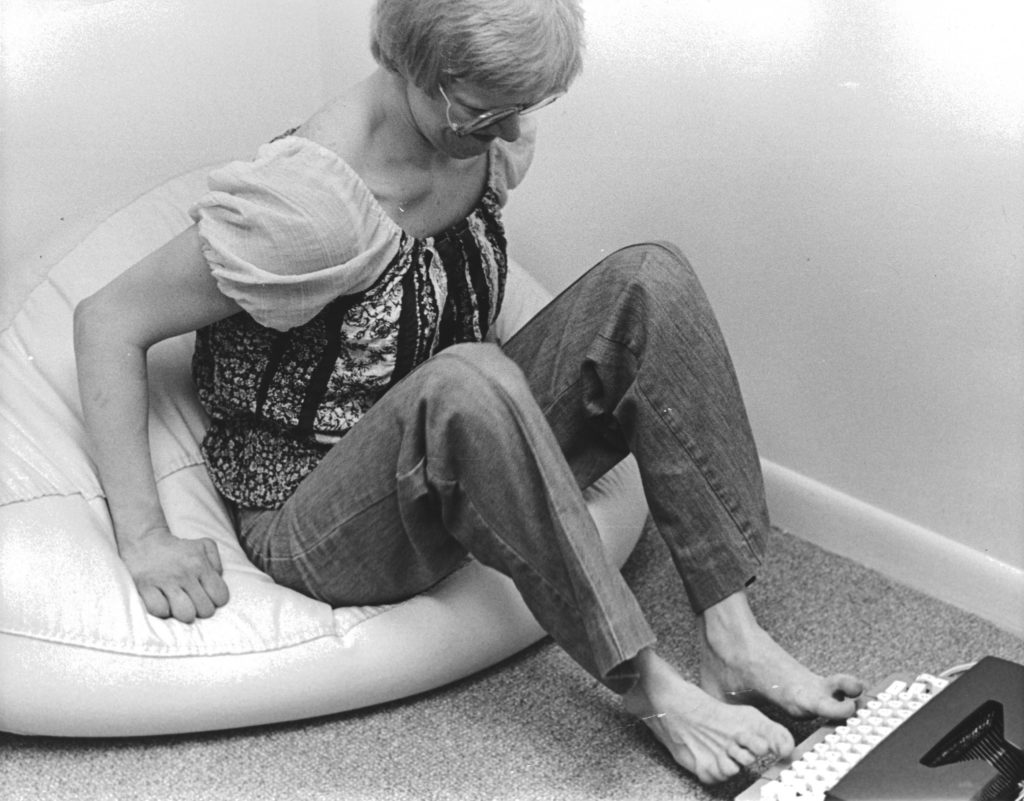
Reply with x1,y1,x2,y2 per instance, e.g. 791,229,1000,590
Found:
699,591,864,720
622,649,795,784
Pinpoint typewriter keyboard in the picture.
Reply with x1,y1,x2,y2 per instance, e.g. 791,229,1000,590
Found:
736,673,951,801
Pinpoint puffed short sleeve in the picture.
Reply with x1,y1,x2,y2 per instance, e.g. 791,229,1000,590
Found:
190,137,401,331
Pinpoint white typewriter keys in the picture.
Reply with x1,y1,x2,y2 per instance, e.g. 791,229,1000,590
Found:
749,672,951,800
915,673,949,690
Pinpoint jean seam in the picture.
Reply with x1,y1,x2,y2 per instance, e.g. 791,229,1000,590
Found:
542,372,588,422
436,474,591,622
266,490,400,566
589,324,749,545
633,378,757,557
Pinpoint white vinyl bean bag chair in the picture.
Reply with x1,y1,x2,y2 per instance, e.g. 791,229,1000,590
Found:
0,165,648,737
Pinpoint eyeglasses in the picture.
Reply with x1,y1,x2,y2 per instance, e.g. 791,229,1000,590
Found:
438,84,563,136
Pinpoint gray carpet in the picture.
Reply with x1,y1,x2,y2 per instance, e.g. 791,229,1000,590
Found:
3,524,1023,801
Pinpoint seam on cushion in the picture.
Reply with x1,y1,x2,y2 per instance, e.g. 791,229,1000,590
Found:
0,626,343,658
0,456,205,507
0,488,105,508
2,568,463,657
0,602,397,657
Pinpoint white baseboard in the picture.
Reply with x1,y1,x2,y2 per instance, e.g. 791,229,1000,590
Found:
761,459,1024,640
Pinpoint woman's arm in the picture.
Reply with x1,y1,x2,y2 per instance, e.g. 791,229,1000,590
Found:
74,225,241,623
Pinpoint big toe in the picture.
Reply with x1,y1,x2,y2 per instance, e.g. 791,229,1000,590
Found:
746,713,795,757
816,695,856,720
767,721,795,757
808,675,863,719
829,673,865,700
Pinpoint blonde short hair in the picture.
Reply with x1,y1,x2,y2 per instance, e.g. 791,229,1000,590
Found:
371,0,584,98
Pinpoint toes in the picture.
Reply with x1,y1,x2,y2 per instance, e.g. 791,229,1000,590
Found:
782,673,863,720
692,749,742,785
829,673,866,700
713,754,743,782
736,729,771,758
814,675,864,719
762,722,794,758
824,696,857,720
726,741,758,769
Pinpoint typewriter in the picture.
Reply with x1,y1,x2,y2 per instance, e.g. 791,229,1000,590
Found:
735,656,1024,801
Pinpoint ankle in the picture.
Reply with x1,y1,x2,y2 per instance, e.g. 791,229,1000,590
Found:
621,648,657,693
702,590,756,628
700,591,765,659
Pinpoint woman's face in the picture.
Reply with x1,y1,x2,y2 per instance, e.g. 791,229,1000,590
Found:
406,79,529,160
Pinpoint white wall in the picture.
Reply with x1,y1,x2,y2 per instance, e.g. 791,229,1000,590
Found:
3,1,1021,628
510,0,1024,633
1,0,374,317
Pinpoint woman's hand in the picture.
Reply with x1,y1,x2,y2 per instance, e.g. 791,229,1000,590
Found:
119,526,230,623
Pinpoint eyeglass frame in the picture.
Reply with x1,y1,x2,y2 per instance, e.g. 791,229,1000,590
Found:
438,84,564,137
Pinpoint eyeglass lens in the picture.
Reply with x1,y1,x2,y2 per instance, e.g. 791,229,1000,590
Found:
450,93,562,135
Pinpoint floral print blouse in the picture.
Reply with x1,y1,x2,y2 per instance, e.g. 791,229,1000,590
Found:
189,127,535,509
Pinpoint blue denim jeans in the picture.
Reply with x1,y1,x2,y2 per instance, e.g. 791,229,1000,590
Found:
238,242,768,691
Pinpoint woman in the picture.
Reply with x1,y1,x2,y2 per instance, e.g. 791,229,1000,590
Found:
74,0,862,785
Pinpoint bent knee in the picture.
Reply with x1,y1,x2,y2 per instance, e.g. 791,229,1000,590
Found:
599,241,705,301
608,240,690,267
424,343,535,407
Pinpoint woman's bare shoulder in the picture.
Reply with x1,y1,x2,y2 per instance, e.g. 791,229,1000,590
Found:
295,81,376,164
